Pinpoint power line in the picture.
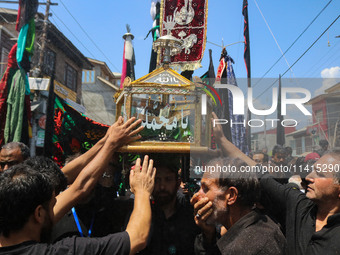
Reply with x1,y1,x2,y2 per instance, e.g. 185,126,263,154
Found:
302,41,340,77
39,8,113,122
281,15,339,77
58,0,120,73
49,9,96,59
253,0,296,77
254,15,340,101
253,0,333,87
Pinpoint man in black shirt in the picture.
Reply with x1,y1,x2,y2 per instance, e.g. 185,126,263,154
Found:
260,152,340,254
138,156,200,255
211,112,340,255
0,155,156,255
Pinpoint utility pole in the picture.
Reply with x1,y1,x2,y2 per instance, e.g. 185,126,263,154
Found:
36,0,51,77
29,0,57,157
0,0,57,155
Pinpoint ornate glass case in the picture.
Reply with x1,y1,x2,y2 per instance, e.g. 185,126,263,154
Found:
115,66,213,154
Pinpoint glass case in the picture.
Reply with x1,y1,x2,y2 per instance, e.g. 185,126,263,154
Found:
115,66,213,154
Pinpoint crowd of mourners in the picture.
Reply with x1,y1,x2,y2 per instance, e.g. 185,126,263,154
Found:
0,114,339,255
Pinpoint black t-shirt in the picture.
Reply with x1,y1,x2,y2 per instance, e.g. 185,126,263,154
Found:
138,196,200,255
0,231,130,255
51,199,134,242
261,174,340,255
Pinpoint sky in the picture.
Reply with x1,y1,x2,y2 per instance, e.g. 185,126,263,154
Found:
1,0,337,79
1,1,338,82
1,0,339,128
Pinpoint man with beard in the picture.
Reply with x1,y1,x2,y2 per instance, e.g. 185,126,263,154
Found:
0,155,156,255
137,155,200,255
191,157,286,255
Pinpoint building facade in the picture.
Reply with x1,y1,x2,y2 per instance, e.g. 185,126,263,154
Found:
0,8,92,155
82,58,120,125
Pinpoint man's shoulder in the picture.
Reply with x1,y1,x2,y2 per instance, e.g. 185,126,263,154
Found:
56,231,130,254
218,211,286,255
251,213,285,235
0,241,55,255
245,213,286,253
0,232,130,255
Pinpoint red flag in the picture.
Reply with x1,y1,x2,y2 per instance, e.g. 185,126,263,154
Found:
120,41,127,88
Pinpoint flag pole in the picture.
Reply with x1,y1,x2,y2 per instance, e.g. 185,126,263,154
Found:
277,74,285,145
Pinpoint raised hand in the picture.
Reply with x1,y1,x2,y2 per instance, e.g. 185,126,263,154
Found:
107,116,144,147
211,112,224,141
130,155,156,195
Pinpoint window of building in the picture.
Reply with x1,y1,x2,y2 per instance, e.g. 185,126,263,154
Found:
82,70,95,83
43,48,56,76
64,63,77,91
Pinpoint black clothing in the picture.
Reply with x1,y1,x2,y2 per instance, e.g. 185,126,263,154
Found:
0,231,130,255
51,186,134,242
261,174,340,255
194,210,286,255
259,182,302,234
139,195,200,255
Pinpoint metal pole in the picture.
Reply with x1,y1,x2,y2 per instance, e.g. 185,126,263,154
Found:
246,78,251,151
30,112,37,157
264,115,267,149
37,0,51,76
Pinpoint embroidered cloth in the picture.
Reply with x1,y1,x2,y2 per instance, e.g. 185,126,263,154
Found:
160,0,208,71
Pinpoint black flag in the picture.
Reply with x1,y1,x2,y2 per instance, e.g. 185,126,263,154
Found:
243,0,251,78
243,0,251,152
149,1,160,73
200,49,215,85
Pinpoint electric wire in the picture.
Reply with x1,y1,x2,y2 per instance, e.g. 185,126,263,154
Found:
253,0,296,78
39,7,115,124
49,8,96,59
254,0,333,86
58,0,120,73
303,41,340,77
0,4,117,124
254,15,340,101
